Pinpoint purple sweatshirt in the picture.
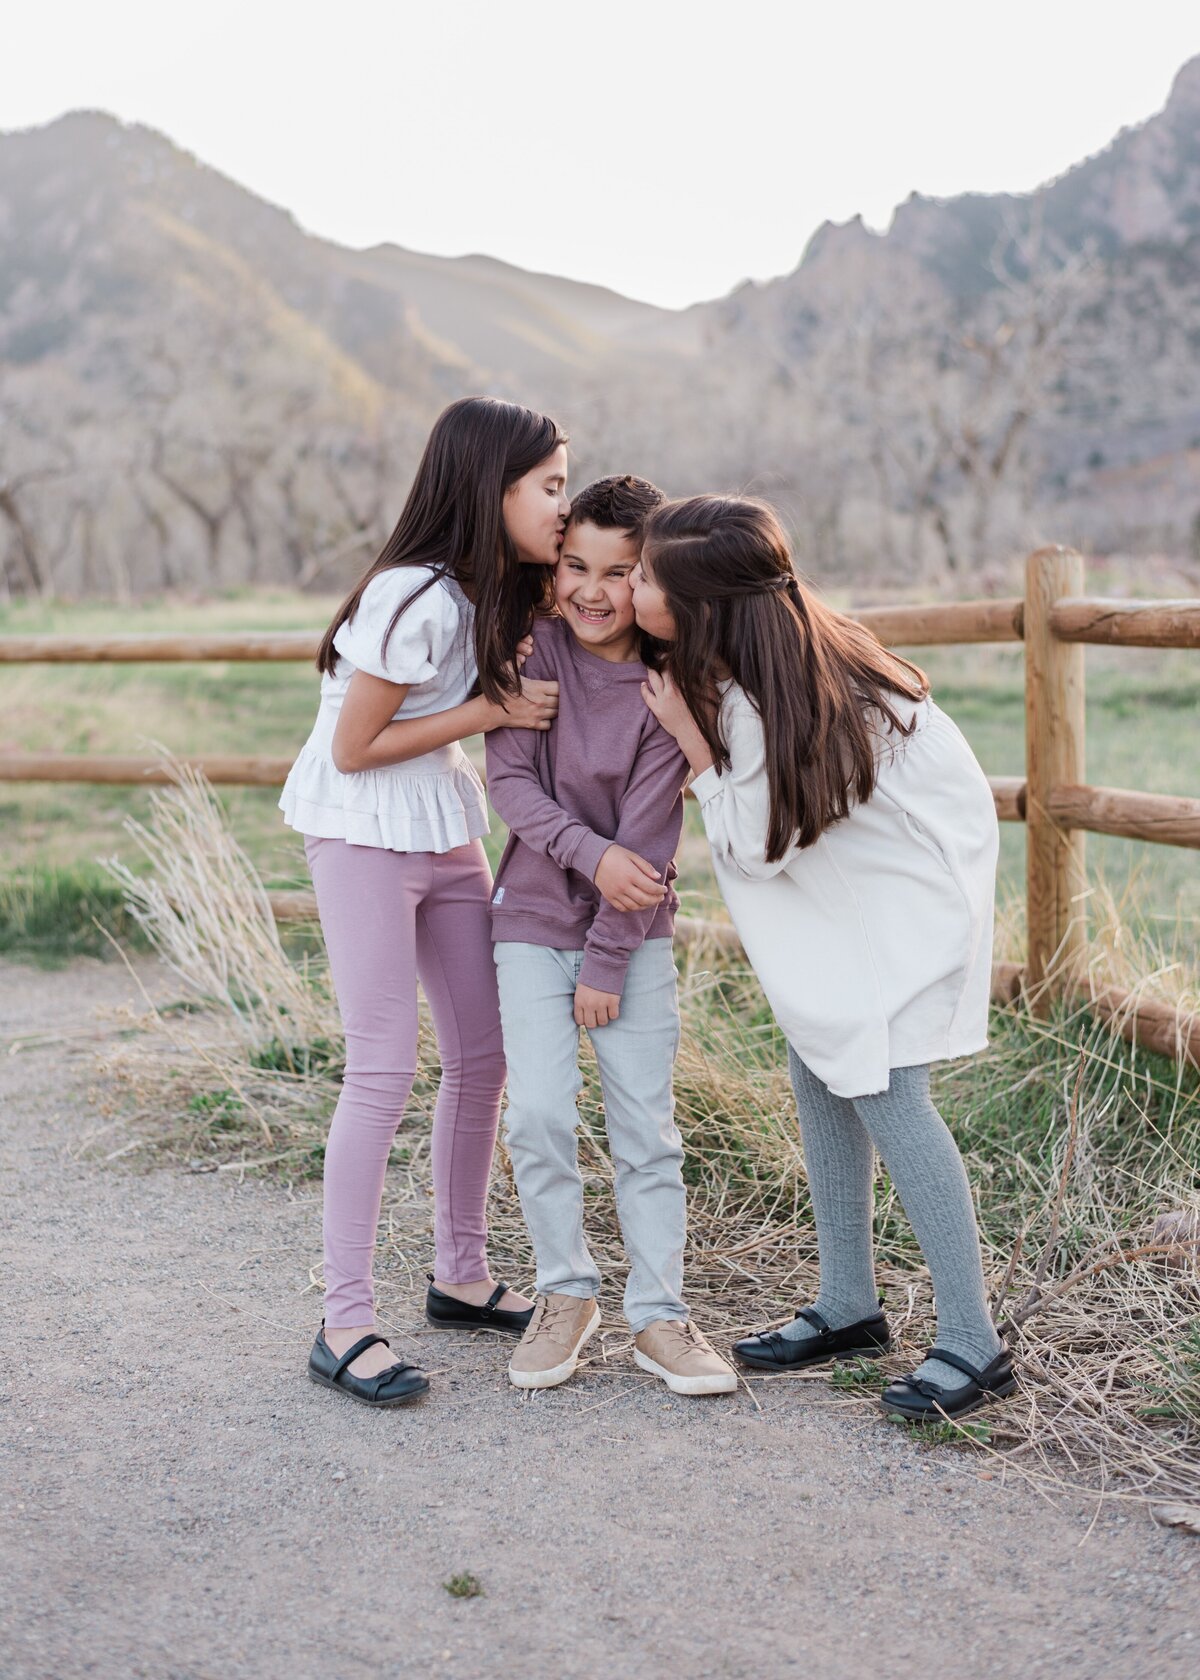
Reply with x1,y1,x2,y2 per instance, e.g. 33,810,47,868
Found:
486,617,688,995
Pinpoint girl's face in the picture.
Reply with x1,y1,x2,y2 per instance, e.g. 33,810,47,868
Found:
503,444,570,566
630,556,677,641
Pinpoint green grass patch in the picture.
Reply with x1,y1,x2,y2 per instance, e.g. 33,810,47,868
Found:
896,1417,994,1447
186,1089,246,1131
0,864,151,966
1139,1321,1200,1424
828,1357,889,1393
248,1035,345,1080
442,1573,485,1600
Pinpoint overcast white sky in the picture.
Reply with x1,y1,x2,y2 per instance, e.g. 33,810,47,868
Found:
5,2,1199,308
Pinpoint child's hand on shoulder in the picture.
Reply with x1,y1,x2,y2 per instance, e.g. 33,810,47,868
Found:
574,982,621,1029
594,844,667,911
640,669,690,736
641,671,716,775
485,674,559,732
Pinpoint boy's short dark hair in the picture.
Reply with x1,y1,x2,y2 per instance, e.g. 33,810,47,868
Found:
569,475,665,541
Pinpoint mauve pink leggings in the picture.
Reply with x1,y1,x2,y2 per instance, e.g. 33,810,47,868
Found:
304,835,507,1328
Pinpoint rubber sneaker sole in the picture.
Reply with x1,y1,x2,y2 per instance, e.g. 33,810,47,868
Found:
508,1303,601,1390
633,1347,738,1395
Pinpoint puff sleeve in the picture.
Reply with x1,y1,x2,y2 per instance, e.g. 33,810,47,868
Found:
332,569,460,685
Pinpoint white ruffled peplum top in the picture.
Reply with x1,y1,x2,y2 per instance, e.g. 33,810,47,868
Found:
280,566,490,854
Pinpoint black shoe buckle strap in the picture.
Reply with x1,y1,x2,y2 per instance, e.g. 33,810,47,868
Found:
923,1347,986,1385
330,1333,391,1384
893,1346,1011,1401
795,1305,831,1337
479,1282,508,1319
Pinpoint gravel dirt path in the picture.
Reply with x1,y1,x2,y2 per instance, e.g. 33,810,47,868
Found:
2,955,1197,1680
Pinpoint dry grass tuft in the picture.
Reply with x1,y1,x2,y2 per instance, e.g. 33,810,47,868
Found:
101,769,1200,1507
102,758,328,1054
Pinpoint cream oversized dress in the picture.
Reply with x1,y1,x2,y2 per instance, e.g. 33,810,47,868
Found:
691,685,998,1099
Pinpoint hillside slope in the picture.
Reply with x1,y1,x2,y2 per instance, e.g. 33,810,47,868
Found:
2,62,1199,594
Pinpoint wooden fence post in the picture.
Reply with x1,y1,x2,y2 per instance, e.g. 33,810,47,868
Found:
1025,545,1087,1009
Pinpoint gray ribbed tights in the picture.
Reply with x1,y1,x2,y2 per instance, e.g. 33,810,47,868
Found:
783,1049,1002,1391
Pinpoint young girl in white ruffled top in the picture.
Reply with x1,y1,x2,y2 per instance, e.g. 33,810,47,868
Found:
635,495,1017,1424
280,397,568,1407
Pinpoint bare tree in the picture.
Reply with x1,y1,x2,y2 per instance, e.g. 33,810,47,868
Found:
0,389,80,597
925,210,1096,574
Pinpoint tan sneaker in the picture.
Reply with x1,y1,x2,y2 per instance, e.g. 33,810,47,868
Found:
508,1293,602,1390
633,1319,737,1395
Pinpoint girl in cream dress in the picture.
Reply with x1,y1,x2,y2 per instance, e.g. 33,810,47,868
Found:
634,494,1015,1424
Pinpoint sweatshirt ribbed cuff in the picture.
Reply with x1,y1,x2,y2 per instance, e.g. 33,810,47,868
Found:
578,949,631,995
569,830,612,885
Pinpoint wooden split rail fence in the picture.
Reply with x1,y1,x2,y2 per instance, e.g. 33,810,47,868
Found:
3,547,1198,1066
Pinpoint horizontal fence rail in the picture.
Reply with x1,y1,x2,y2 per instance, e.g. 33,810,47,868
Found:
1047,784,1200,849
264,890,1200,1068
850,599,1025,645
990,777,1025,823
0,752,1036,824
1049,598,1200,649
0,603,1028,665
266,894,1030,1013
0,753,297,786
3,547,1197,1068
0,632,320,663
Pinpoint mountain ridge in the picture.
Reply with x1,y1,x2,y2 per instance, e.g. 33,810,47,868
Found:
2,62,1199,596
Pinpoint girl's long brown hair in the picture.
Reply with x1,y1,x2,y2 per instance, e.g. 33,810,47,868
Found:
642,496,930,861
316,396,565,702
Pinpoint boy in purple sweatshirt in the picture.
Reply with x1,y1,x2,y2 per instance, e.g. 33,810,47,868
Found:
486,475,736,1397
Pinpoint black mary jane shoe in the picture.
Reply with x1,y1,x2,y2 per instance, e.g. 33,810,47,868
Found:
880,1345,1017,1423
733,1305,891,1372
308,1329,430,1408
424,1277,534,1337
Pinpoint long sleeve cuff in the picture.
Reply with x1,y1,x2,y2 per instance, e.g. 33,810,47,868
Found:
690,764,723,804
569,829,613,885
578,948,631,995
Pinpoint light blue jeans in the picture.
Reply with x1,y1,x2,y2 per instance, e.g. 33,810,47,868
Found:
493,938,688,1332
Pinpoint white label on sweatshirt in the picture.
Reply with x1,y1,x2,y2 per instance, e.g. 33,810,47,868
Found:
492,887,505,905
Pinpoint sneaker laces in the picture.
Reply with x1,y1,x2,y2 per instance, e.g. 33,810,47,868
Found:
653,1319,712,1367
531,1295,587,1345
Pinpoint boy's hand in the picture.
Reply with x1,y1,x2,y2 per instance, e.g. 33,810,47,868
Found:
574,983,621,1029
594,844,667,911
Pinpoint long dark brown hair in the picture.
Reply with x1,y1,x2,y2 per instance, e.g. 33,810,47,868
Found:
642,496,930,860
316,396,566,701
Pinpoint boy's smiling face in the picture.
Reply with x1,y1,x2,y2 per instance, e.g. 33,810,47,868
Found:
554,519,640,661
